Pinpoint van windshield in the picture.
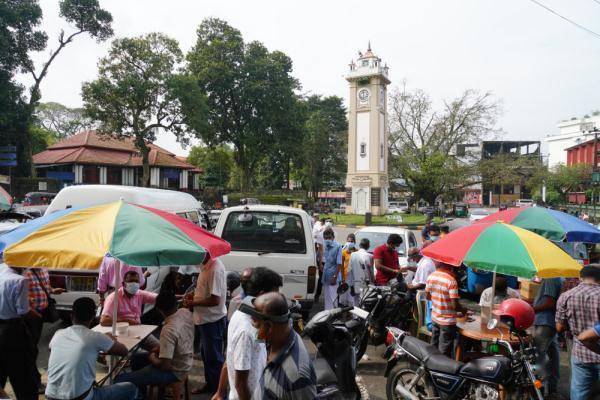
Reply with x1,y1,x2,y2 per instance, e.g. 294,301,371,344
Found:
222,211,306,254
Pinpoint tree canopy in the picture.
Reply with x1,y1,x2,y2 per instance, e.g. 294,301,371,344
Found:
34,102,95,138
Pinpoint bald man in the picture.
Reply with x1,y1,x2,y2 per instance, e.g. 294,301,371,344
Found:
249,293,316,400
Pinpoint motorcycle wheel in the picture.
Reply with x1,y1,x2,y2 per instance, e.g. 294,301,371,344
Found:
386,361,436,400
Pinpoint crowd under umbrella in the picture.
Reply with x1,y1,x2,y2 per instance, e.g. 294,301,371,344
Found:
421,221,582,326
0,200,231,338
476,206,600,243
0,186,12,212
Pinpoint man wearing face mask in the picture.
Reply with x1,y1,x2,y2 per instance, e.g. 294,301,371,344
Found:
213,267,282,400
373,234,403,286
428,225,441,242
322,228,343,310
240,292,316,400
100,271,157,326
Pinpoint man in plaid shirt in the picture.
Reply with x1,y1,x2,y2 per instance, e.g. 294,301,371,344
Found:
23,268,65,392
556,265,600,400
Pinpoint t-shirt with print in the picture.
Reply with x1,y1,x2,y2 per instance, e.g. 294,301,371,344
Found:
426,269,459,326
160,308,194,381
193,258,227,325
373,244,399,285
227,309,267,400
46,325,114,400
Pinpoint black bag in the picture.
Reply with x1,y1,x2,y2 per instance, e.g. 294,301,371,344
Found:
32,269,60,323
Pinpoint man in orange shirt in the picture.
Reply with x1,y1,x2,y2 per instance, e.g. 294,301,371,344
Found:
425,262,467,357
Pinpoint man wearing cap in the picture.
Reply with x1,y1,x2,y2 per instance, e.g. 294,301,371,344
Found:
240,292,316,400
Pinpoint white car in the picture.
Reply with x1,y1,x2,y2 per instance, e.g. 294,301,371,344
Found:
354,226,419,271
469,208,491,222
388,201,410,214
515,199,534,208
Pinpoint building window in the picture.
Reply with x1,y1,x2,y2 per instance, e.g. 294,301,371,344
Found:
362,60,369,67
360,142,367,158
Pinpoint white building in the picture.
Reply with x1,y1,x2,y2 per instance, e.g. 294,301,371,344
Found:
545,114,600,168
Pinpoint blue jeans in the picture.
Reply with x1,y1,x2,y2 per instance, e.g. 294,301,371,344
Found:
91,382,138,400
199,317,226,393
116,351,178,399
570,358,600,400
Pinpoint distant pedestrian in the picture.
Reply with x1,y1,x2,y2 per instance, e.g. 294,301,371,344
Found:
0,265,39,399
241,292,317,400
428,225,441,242
556,265,600,400
46,297,137,400
421,220,432,241
348,238,373,304
183,256,227,395
373,234,403,286
478,274,520,308
426,262,466,357
532,277,562,397
322,228,342,310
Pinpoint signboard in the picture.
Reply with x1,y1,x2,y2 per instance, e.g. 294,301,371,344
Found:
38,181,48,191
0,146,16,152
0,160,17,167
0,145,16,167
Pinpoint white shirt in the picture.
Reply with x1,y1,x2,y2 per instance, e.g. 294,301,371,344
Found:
226,310,267,400
348,249,374,289
312,222,324,246
479,287,520,307
412,257,436,286
193,258,227,325
46,325,114,400
178,265,199,275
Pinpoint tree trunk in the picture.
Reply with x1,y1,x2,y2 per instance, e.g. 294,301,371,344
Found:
135,135,151,187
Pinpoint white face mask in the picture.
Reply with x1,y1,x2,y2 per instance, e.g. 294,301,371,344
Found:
125,282,140,295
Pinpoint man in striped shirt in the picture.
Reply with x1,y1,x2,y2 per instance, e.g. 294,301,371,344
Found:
425,262,466,357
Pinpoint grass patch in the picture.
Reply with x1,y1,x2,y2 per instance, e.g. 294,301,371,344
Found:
322,213,444,226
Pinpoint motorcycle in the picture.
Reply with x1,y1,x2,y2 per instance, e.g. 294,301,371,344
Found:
348,273,414,360
383,326,545,400
303,305,364,399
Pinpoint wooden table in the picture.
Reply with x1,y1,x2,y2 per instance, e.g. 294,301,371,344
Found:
92,324,157,384
455,315,530,361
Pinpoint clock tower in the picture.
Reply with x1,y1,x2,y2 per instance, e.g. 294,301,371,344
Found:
345,44,391,215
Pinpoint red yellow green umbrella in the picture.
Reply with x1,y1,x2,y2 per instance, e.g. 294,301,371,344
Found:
421,221,581,279
0,186,12,212
0,200,230,268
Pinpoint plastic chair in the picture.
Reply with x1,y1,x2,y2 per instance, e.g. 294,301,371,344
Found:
148,375,190,400
416,290,432,340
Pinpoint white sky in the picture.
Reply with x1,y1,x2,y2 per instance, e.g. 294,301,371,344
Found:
18,0,600,156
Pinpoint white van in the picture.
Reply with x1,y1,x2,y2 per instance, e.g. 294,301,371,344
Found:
44,185,209,317
213,205,317,314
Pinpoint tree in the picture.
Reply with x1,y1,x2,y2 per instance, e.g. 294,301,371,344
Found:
16,0,113,176
82,32,207,187
297,95,348,201
185,18,300,191
187,145,234,189
34,102,95,138
527,163,591,203
388,83,502,203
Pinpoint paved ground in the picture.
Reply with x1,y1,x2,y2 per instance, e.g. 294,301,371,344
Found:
6,218,572,399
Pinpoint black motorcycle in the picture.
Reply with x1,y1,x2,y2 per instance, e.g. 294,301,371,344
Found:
349,274,413,360
383,326,544,400
303,305,364,399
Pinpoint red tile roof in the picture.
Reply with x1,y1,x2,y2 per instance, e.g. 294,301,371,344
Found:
33,131,200,171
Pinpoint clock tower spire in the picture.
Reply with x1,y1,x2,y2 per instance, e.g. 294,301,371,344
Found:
345,44,390,216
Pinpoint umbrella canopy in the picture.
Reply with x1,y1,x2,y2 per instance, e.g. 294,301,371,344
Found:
421,221,581,279
477,206,600,243
0,186,12,212
0,200,231,269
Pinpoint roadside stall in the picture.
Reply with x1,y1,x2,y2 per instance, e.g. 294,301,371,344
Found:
422,221,582,361
0,200,230,383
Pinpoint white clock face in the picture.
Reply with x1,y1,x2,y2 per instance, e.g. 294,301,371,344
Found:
358,88,370,104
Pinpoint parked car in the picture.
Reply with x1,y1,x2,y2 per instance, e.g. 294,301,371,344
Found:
388,200,409,214
468,208,490,222
213,205,317,316
515,198,534,207
353,226,419,274
44,185,211,317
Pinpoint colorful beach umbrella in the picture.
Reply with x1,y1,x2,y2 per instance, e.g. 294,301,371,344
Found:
0,200,231,269
421,221,581,279
0,186,12,212
477,206,600,243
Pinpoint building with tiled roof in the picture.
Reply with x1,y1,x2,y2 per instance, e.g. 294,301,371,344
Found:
33,131,202,191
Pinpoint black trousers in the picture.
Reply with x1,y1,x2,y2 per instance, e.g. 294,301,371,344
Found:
431,323,457,358
0,320,39,400
23,314,44,387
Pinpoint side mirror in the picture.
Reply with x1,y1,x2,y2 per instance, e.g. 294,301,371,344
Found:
487,318,498,330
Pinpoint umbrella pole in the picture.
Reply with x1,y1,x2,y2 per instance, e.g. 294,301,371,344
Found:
109,259,121,383
489,269,496,324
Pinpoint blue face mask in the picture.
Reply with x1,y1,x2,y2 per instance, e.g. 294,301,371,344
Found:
430,236,439,242
324,239,333,248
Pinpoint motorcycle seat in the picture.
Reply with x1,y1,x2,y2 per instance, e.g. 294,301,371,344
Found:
425,354,464,375
401,336,441,362
459,356,512,383
314,357,337,386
